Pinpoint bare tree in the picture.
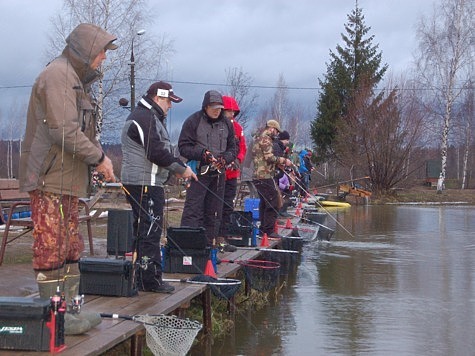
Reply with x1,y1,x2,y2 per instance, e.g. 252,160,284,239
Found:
224,67,258,132
414,0,474,192
335,76,426,195
46,0,175,142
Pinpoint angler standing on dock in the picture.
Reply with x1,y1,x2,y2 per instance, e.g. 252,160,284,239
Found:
121,81,196,294
178,90,237,245
19,23,118,335
252,120,292,238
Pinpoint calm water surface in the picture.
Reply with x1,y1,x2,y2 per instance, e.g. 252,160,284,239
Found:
192,205,475,356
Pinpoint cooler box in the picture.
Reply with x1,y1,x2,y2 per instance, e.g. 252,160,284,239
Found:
107,209,134,256
244,198,260,220
163,247,210,274
79,257,137,297
225,211,255,247
0,297,51,352
166,227,207,250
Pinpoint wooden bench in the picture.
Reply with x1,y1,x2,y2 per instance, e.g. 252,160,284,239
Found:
0,179,94,266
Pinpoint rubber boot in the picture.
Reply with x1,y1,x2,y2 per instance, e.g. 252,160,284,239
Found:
63,263,102,329
136,257,174,293
36,269,91,335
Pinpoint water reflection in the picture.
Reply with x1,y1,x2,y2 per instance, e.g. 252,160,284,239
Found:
192,205,475,355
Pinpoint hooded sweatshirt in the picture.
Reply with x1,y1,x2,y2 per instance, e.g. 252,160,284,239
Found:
222,96,247,180
19,23,117,197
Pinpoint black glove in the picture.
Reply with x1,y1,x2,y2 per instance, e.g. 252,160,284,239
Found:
215,156,227,170
201,150,214,164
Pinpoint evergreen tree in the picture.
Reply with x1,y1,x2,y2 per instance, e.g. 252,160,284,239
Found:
311,1,387,161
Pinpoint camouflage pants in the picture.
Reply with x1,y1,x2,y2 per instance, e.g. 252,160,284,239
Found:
29,190,84,270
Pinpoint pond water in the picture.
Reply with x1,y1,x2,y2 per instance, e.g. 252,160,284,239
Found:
191,205,475,355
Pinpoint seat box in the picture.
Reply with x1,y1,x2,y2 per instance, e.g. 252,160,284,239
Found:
225,211,255,247
107,209,134,256
244,198,260,220
163,247,210,274
79,257,137,297
0,297,51,352
166,226,207,250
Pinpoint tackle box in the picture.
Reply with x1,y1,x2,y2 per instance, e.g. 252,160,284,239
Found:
107,209,135,256
0,297,51,351
166,226,208,250
163,247,210,274
225,211,256,247
79,257,137,297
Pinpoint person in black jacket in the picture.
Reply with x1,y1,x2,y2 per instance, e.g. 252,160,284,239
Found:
121,81,196,293
178,90,237,245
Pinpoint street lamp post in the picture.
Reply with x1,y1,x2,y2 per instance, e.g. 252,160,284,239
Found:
130,29,145,110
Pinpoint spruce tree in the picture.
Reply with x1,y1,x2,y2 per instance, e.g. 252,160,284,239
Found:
311,1,388,161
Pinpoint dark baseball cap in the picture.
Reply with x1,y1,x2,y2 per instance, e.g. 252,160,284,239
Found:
146,81,183,103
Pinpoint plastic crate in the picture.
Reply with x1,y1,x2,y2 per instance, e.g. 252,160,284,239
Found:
244,198,260,220
79,257,137,297
163,247,210,274
0,297,51,352
226,211,255,247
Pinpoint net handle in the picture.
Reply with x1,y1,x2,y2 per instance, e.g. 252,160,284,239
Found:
163,278,242,286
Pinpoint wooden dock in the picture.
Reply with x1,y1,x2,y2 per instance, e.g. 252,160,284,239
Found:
1,241,280,356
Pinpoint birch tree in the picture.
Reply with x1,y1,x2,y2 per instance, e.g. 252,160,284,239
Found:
414,0,474,192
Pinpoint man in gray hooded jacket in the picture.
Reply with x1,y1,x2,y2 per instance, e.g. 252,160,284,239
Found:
19,23,117,335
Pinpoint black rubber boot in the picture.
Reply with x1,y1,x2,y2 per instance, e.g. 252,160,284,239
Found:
136,257,175,294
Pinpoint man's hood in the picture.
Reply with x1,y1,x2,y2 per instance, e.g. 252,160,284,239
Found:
63,23,117,82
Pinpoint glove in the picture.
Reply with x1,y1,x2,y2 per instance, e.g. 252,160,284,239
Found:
215,156,227,170
232,159,241,170
202,150,214,164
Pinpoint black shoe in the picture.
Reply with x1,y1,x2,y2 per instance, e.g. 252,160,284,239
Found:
218,242,237,253
145,281,175,294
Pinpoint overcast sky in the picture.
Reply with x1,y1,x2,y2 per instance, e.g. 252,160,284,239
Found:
0,0,436,140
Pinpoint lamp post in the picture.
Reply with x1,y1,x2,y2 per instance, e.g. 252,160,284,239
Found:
130,29,145,110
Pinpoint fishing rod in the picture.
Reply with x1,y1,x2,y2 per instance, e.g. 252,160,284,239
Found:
285,166,355,238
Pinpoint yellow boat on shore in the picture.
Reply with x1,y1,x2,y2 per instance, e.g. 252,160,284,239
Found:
317,200,351,208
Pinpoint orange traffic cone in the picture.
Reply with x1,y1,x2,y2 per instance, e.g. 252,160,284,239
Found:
285,218,293,229
204,259,217,278
260,233,270,247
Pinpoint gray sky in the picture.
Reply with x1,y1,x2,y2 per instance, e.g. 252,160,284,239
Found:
0,0,436,140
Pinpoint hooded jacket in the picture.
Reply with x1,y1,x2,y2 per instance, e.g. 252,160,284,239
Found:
178,91,236,168
19,23,117,197
222,96,247,180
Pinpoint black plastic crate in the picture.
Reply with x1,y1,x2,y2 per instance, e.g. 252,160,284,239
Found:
166,227,208,250
0,297,51,352
107,209,134,256
225,211,254,247
163,247,210,274
79,257,137,297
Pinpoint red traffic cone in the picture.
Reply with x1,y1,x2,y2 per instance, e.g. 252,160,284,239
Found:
285,218,293,229
260,233,270,247
313,188,318,195
298,201,303,209
295,208,301,217
274,220,280,233
204,259,217,278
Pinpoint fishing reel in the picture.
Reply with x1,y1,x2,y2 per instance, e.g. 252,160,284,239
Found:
69,294,85,314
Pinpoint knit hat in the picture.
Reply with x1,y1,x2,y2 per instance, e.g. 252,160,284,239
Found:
146,81,182,103
266,120,281,132
278,130,290,140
